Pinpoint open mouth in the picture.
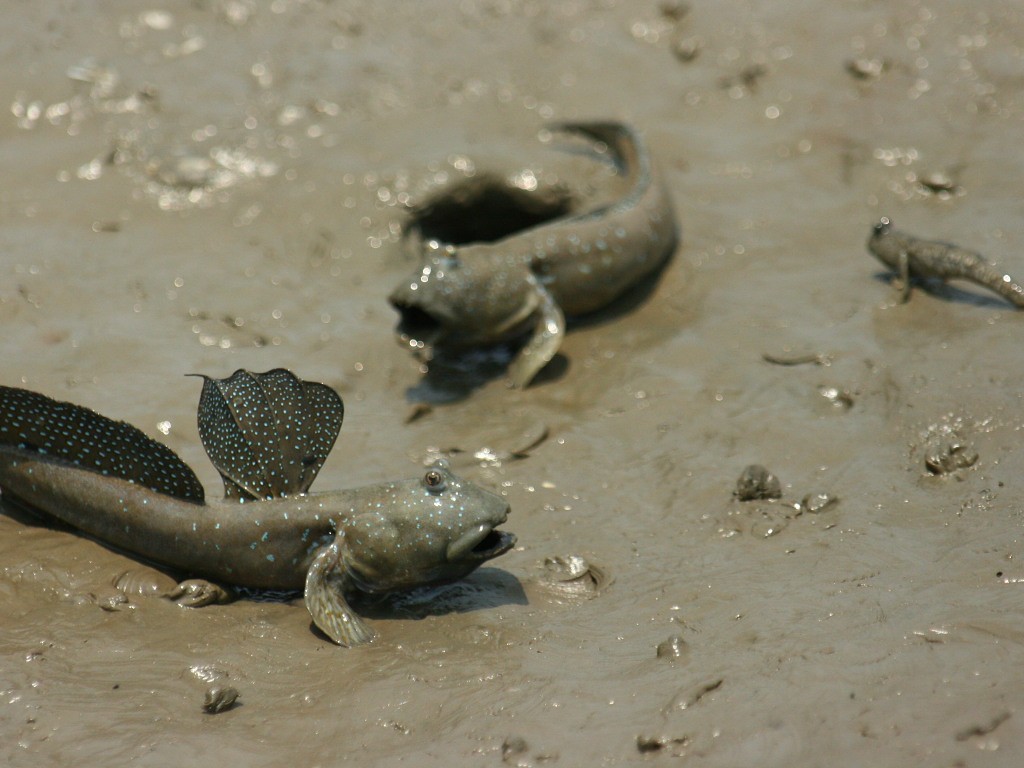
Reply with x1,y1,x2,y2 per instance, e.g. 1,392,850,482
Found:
392,302,443,347
448,523,517,562
471,529,517,560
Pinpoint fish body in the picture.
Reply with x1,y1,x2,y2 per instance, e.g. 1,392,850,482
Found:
868,217,1024,307
390,121,678,387
0,370,514,646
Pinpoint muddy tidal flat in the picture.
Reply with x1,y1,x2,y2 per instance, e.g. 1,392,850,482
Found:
3,1,1024,765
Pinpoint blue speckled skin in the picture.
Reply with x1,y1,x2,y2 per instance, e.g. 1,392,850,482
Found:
390,121,678,387
0,452,508,591
0,372,513,645
194,369,345,500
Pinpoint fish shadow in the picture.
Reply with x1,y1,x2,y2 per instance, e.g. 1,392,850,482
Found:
871,270,1015,310
2,494,78,531
565,252,675,330
405,343,571,403
352,567,527,621
405,343,524,404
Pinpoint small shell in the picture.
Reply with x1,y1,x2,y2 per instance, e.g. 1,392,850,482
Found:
540,554,612,598
733,465,781,501
203,685,239,714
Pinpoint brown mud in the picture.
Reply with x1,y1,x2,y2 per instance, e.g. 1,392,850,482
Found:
3,1,1024,765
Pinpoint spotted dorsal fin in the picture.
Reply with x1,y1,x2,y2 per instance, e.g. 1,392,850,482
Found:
0,385,205,502
194,369,344,500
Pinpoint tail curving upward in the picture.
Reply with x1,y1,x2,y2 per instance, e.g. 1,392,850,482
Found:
0,385,204,502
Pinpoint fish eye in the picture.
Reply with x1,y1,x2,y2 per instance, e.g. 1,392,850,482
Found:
423,469,446,492
873,217,891,236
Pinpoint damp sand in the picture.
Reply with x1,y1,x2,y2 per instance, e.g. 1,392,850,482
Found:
3,1,1024,765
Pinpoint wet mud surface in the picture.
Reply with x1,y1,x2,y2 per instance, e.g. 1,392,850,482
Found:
3,1,1024,765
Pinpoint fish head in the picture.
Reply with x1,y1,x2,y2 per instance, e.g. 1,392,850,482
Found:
303,461,514,646
338,460,515,595
388,241,539,349
867,216,900,270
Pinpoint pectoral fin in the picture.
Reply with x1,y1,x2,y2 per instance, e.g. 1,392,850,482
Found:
303,537,375,647
895,250,912,303
194,369,344,500
507,279,566,389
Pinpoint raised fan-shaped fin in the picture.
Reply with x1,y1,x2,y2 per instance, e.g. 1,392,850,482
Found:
0,385,204,502
194,369,344,500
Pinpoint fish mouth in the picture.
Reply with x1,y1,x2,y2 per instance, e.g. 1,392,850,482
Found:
391,300,444,348
447,523,517,563
472,529,517,560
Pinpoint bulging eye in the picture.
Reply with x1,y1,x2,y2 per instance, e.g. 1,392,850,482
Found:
423,469,446,491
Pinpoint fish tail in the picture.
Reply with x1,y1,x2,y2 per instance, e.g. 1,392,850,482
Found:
962,257,1024,308
0,385,205,502
544,120,645,181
